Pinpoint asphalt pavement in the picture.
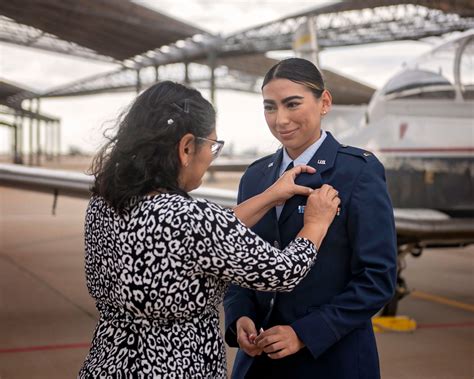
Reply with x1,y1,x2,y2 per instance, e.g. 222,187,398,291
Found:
0,186,472,379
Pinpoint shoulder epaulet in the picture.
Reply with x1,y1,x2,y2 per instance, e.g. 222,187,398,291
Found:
338,144,376,162
247,152,276,169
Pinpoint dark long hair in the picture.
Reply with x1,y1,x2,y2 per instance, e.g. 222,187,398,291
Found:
262,58,325,99
89,81,216,213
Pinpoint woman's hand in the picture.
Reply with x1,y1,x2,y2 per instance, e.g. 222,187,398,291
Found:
254,325,304,359
296,184,340,249
265,165,316,206
304,184,340,229
236,317,263,357
234,165,316,229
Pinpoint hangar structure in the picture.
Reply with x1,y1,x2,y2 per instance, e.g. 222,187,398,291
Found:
0,80,59,165
0,0,473,164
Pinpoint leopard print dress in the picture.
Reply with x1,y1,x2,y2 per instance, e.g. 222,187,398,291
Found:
79,193,317,378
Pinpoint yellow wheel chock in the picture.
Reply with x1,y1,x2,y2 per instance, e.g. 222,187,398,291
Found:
372,316,417,333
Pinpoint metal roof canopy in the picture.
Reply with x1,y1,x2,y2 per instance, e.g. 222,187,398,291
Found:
0,80,36,105
3,0,473,106
235,0,474,33
0,80,59,122
36,64,375,105
0,0,206,61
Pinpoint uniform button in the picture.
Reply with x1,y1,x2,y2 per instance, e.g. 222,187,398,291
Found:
273,240,280,249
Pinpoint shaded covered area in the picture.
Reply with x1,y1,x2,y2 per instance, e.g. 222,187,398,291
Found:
4,0,472,107
265,0,474,21
0,0,206,61
322,69,375,105
37,57,375,105
0,80,60,165
314,0,474,16
4,0,473,164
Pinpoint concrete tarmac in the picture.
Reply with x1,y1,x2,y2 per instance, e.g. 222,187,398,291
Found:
0,184,473,378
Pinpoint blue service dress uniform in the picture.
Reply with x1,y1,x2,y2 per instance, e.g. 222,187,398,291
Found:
224,132,397,379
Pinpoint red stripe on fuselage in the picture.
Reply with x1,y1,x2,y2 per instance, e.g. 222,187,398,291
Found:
376,147,474,153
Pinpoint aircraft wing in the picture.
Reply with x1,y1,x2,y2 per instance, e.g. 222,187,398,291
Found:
0,164,237,207
394,209,474,246
1,163,473,245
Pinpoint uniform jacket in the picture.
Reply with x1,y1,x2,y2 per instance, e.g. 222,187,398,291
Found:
224,132,397,379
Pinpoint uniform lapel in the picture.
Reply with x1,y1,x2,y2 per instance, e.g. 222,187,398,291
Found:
278,132,340,225
257,148,283,224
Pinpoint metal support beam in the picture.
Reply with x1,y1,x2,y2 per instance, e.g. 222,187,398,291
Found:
56,121,61,162
184,62,190,85
35,98,41,166
46,122,52,161
28,99,34,165
18,113,24,164
208,52,217,105
136,69,141,94
12,112,19,163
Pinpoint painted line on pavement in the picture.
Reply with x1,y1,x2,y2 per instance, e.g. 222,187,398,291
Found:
417,321,474,329
411,290,474,313
0,342,90,354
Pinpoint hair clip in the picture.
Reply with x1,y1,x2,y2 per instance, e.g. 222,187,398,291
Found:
167,118,174,125
183,99,190,114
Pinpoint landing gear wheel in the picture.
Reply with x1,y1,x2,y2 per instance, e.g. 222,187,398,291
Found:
381,261,409,316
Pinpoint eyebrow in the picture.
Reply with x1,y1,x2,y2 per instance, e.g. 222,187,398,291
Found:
263,95,304,104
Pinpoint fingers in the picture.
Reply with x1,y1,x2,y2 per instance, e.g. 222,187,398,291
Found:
286,164,316,179
255,333,279,348
292,185,313,196
237,332,262,356
252,325,304,360
317,184,339,202
237,317,257,336
236,317,264,356
262,341,285,354
237,332,253,349
320,184,335,196
268,348,290,359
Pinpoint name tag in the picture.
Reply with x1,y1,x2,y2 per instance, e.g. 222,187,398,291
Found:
317,159,326,165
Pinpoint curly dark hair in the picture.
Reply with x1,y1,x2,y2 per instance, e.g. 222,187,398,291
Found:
89,81,216,213
262,58,325,99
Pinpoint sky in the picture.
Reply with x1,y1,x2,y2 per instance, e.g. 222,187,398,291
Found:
0,0,437,156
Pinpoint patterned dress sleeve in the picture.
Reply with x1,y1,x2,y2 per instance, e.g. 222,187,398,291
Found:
187,198,318,292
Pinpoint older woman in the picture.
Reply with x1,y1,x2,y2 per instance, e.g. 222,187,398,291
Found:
79,81,339,378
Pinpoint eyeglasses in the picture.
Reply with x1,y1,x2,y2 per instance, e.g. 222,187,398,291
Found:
196,137,225,160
